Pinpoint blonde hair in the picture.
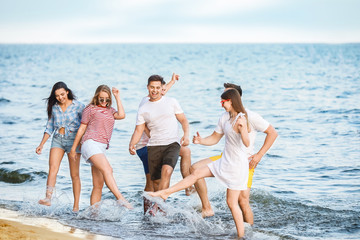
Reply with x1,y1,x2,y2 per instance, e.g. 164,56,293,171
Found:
90,85,112,107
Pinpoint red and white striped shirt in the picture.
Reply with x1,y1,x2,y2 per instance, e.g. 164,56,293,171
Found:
80,105,117,148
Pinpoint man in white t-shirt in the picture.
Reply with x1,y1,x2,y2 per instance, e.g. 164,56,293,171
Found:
191,83,278,223
129,75,190,196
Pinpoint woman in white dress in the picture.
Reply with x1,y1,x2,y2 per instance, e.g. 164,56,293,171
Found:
149,88,250,238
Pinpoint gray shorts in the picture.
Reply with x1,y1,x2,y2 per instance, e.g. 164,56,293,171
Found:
147,142,180,181
51,132,80,153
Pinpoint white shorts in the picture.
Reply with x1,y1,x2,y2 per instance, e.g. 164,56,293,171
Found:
81,139,107,164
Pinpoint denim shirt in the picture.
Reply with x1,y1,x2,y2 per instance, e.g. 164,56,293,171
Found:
44,100,85,137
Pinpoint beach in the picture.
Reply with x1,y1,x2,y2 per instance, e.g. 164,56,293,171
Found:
0,208,109,240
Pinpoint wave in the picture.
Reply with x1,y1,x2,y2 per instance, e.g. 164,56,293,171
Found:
0,97,10,103
0,168,47,183
251,189,360,238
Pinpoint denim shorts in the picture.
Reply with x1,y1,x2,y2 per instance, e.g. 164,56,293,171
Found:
51,132,80,153
81,139,107,164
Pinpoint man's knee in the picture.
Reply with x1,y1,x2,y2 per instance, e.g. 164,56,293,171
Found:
180,146,191,158
161,165,174,177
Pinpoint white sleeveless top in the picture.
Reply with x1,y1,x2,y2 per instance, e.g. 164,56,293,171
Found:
208,113,249,190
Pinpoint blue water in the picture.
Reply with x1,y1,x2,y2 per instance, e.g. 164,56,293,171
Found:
0,44,359,239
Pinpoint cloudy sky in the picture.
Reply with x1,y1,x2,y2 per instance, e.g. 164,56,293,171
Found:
0,0,359,43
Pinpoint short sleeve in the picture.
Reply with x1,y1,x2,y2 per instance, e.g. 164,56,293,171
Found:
111,107,117,115
248,110,269,132
214,114,226,134
136,111,145,125
172,98,183,114
81,105,92,125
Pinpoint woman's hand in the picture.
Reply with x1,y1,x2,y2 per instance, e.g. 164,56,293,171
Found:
69,149,77,162
35,145,43,155
236,116,247,130
192,132,202,145
112,87,120,98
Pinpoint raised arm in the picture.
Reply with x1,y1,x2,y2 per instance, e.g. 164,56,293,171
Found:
193,131,224,146
249,124,278,169
112,87,126,120
162,73,179,96
129,123,146,155
175,112,189,146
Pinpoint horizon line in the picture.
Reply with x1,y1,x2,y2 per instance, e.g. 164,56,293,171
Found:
1,41,359,45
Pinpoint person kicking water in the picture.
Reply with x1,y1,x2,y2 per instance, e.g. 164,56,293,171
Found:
149,89,251,238
190,83,278,222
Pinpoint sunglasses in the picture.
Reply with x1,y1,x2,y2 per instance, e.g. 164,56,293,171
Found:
220,99,230,106
99,98,111,103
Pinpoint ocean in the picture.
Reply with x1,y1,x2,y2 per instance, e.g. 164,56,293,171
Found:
0,43,359,239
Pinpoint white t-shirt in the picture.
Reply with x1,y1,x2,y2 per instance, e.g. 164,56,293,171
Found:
215,108,269,157
135,97,150,150
136,96,183,146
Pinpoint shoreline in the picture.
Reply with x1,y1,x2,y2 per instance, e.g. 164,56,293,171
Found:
0,208,112,240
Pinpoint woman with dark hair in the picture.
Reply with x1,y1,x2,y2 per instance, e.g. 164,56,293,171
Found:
149,88,250,238
36,81,85,212
69,85,132,209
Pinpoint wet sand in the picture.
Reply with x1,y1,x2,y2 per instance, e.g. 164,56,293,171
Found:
0,208,111,240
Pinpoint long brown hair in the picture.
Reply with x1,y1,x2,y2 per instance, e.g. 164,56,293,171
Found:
45,82,76,119
221,89,249,130
90,85,112,107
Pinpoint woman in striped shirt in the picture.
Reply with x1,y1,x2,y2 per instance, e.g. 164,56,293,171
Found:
36,82,85,212
69,85,132,209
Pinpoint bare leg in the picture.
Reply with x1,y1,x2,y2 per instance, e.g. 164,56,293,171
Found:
179,146,196,195
90,166,104,205
39,148,65,206
158,164,174,191
89,154,132,208
227,189,245,238
144,173,154,192
149,166,214,200
67,152,81,212
143,173,154,214
190,158,214,217
239,188,253,225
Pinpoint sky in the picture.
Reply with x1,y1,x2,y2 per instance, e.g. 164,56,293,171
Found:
0,0,359,43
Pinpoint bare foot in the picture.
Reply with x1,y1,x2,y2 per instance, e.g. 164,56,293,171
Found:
38,198,51,206
148,190,169,200
201,208,214,218
72,207,79,213
117,199,133,209
185,186,196,196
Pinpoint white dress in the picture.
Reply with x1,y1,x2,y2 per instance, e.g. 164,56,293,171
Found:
208,113,249,190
